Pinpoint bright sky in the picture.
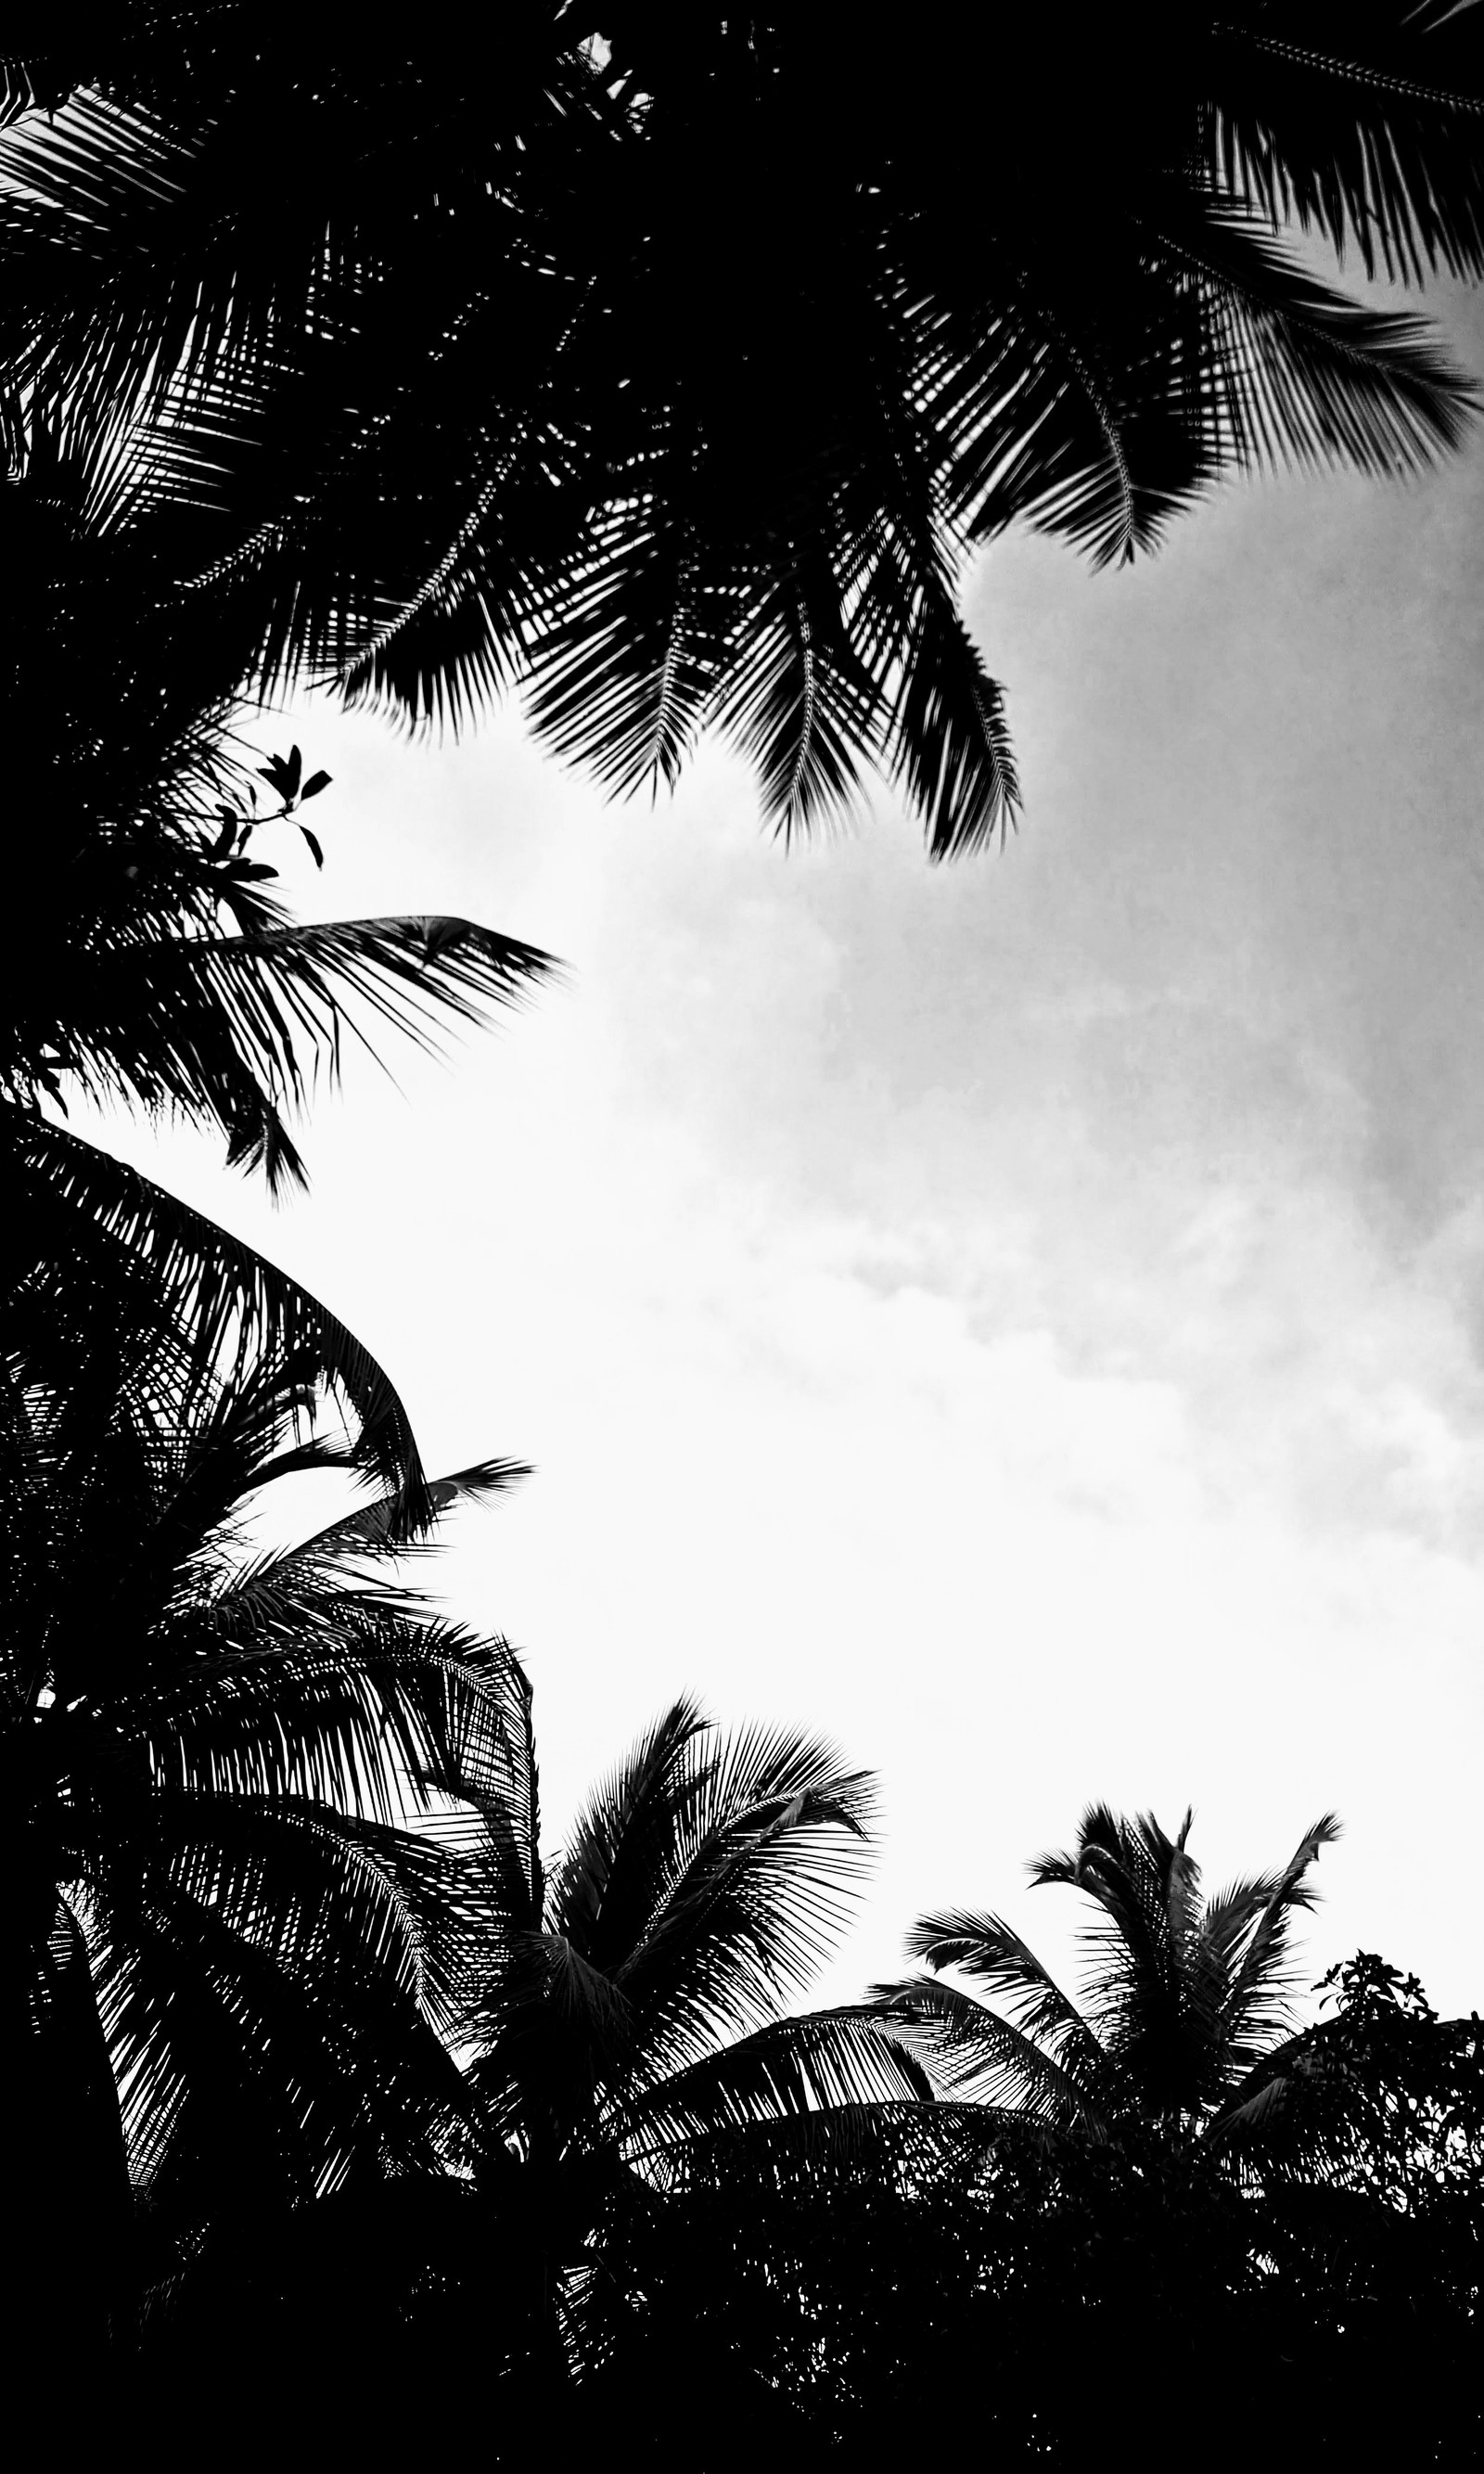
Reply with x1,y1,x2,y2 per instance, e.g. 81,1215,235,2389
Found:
90,281,1484,2023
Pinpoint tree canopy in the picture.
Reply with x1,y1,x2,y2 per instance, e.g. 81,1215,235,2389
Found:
4,6,1483,849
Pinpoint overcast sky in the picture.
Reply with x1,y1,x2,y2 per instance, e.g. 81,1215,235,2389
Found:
92,281,1484,2019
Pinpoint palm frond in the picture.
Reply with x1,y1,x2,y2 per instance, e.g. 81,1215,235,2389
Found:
1215,1813,1342,2063
229,1457,531,1590
903,1904,1105,2081
1212,5,1484,285
1169,202,1478,475
544,1698,714,1973
120,1614,520,1829
709,567,881,841
873,1975,1105,2133
1030,1806,1188,2065
595,1713,876,2083
3,1108,429,1514
8,16,1478,860
887,565,1020,857
25,910,556,1196
520,508,720,802
96,1790,476,2202
610,2006,933,2164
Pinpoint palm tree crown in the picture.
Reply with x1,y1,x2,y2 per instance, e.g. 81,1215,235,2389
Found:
879,1801,1342,2143
414,1691,930,2385
3,8,1482,850
2,1256,525,2286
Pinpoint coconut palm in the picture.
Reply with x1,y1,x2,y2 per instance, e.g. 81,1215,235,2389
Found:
137,1691,938,2453
876,1801,1342,2143
2,1248,524,2361
389,1691,934,2414
853,1806,1344,2455
871,1814,1484,2462
2,8,1482,852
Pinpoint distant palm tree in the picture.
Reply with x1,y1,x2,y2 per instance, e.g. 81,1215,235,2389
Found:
2,9,1482,851
3,1250,521,2357
854,1805,1356,2455
877,1801,1341,2143
401,1692,931,2409
868,1812,1484,2463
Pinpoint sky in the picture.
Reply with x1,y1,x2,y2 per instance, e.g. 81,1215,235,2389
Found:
89,281,1484,2022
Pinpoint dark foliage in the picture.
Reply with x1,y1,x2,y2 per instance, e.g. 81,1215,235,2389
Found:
6,16,1482,2450
2,8,1482,849
0,405,554,1532
137,1691,933,2446
876,1800,1345,2136
1,1250,529,2377
132,1788,1484,2465
855,1811,1484,2464
1,425,556,1195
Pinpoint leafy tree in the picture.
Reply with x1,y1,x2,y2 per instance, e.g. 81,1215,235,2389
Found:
1220,1950,1484,2457
2,8,1482,851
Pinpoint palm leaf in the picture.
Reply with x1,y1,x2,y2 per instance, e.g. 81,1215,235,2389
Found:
873,1975,1105,2133
24,910,556,1196
595,1713,876,2082
1212,5,1484,285
544,1698,713,1976
3,1107,430,1516
120,1615,518,1828
8,16,1481,858
95,1790,475,2201
227,1455,531,1588
609,2006,933,2164
1213,1813,1342,2062
903,1904,1105,2081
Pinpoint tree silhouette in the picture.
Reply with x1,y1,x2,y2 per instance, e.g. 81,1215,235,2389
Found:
436,1690,929,2400
151,1690,935,2453
864,1805,1483,2463
1,409,555,1512
2,9,1482,848
2,1250,523,2373
877,1800,1341,2137
4,425,555,1191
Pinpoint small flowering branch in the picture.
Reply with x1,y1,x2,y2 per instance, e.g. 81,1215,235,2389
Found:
198,744,333,886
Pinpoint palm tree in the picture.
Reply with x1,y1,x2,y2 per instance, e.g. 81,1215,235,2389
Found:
2,1248,523,2365
2,9,1481,852
869,1814,1484,2460
852,1805,1353,2455
303,1691,935,2430
876,1801,1342,2143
